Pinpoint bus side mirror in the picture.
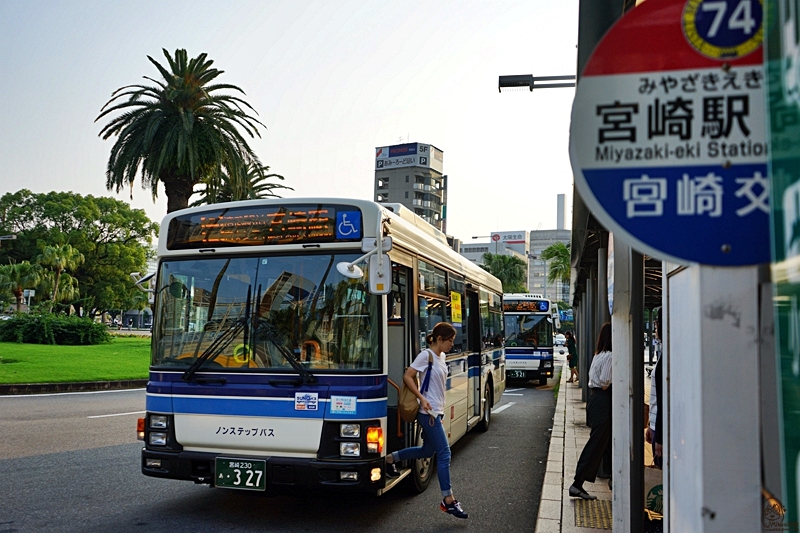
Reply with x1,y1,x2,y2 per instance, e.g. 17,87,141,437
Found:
368,254,391,295
336,235,393,295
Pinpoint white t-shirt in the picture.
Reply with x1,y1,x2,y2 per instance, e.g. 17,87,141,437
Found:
410,348,447,415
588,350,613,389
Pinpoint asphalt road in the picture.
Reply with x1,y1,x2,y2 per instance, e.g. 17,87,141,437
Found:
0,370,559,533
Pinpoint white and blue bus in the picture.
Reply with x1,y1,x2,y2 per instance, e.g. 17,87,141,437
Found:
502,293,555,386
137,198,504,495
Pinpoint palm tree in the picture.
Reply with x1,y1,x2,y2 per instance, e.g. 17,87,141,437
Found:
191,162,292,206
96,48,268,213
541,242,571,286
481,253,527,293
38,271,81,312
36,244,85,308
0,261,42,311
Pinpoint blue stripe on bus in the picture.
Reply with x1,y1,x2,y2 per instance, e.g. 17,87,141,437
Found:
146,394,172,412
147,394,387,419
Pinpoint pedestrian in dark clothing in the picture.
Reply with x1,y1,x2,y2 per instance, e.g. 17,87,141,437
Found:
569,322,613,500
645,310,663,468
565,331,578,383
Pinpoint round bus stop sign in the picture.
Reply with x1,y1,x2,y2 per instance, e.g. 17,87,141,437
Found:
570,0,768,265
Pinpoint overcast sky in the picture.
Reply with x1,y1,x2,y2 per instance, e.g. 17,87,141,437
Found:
0,0,578,242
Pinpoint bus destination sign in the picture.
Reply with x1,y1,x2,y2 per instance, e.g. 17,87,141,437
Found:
504,300,549,313
167,204,363,250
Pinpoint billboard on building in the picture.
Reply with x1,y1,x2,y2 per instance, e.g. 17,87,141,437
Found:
490,231,529,255
375,143,443,173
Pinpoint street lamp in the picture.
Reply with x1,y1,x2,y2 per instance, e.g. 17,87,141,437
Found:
472,235,499,254
498,75,575,92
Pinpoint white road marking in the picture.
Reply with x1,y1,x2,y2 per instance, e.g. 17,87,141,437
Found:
503,393,524,396
492,402,516,414
0,388,145,399
504,388,524,392
87,410,145,419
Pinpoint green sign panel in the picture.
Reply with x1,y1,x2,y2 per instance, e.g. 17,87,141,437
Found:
767,0,800,526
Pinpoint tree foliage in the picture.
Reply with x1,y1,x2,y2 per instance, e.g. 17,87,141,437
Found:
481,253,528,293
0,261,42,311
541,242,571,286
0,190,158,316
96,48,273,212
191,161,292,206
37,244,84,308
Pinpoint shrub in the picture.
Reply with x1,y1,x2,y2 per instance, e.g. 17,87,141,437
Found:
0,313,111,345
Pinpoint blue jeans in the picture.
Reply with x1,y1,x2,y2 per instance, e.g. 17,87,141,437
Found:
392,412,452,498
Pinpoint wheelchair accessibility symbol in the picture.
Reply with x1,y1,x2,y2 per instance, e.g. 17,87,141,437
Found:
336,211,362,239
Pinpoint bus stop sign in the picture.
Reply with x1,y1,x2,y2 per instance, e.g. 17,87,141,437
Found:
570,0,768,265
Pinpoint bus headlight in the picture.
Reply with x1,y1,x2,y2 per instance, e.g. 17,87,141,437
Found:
340,442,360,457
543,360,553,368
340,423,360,438
150,415,168,429
149,432,167,446
366,426,383,454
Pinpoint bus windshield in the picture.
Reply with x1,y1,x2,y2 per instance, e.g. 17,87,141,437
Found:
503,314,553,348
152,253,380,373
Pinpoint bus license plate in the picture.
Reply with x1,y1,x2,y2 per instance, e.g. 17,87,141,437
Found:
508,370,526,379
215,458,266,491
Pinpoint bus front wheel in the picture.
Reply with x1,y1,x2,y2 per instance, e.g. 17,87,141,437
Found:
477,380,492,432
411,425,434,494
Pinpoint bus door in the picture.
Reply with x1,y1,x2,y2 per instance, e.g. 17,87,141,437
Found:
386,263,410,451
466,289,482,419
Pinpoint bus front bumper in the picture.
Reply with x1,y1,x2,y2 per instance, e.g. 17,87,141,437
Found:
141,448,387,492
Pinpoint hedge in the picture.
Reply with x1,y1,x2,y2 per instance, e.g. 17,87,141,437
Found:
0,314,111,345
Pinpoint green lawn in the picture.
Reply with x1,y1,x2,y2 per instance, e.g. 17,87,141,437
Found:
0,336,151,384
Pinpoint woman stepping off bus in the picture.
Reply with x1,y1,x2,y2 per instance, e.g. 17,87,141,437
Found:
385,322,469,519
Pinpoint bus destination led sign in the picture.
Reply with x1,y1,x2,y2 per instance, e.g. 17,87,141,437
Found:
167,204,363,250
503,300,549,313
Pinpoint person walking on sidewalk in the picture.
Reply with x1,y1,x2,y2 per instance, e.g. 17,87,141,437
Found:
565,331,579,384
569,322,613,500
385,322,469,519
645,309,664,469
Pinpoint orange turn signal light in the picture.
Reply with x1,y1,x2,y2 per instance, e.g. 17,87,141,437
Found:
366,426,383,454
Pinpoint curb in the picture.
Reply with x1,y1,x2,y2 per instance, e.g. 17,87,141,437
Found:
0,379,148,395
535,362,567,533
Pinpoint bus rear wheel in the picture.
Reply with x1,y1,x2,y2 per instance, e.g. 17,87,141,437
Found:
477,380,492,432
411,425,434,493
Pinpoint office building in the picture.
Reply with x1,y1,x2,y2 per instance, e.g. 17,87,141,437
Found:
374,142,447,231
460,195,571,302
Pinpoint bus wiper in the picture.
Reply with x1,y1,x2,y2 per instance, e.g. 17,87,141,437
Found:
182,319,245,382
258,320,318,384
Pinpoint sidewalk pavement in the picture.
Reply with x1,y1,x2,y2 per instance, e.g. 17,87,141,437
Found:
535,362,613,533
